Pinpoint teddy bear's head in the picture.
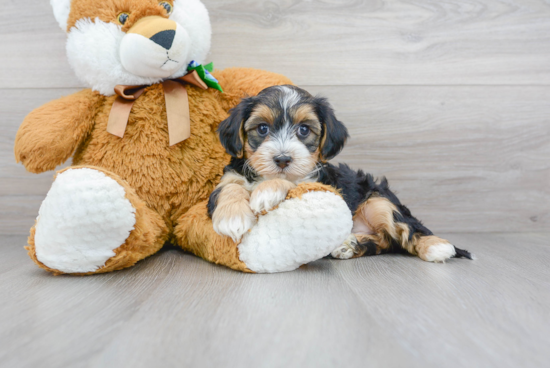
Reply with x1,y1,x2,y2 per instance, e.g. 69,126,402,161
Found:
51,0,211,95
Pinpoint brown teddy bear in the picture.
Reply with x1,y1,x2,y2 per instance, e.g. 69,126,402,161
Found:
14,0,353,275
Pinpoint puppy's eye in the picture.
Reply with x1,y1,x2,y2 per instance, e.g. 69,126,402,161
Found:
297,124,310,137
159,1,173,15
118,12,130,25
256,124,270,137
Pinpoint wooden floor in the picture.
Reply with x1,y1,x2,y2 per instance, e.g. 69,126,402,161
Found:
0,233,549,368
1,0,549,366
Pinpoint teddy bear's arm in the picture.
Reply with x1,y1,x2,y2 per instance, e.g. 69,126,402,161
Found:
14,89,103,174
211,68,293,112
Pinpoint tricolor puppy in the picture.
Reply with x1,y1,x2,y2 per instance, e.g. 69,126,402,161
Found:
208,85,472,262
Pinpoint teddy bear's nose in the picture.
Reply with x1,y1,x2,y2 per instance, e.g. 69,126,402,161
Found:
150,30,176,50
126,16,178,50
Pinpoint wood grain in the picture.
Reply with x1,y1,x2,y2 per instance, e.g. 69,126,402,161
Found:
1,2,548,366
333,232,550,368
1,0,550,88
0,233,548,368
2,87,548,234
311,85,550,233
1,0,549,234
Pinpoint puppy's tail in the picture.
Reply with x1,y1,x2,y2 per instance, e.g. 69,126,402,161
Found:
454,246,475,260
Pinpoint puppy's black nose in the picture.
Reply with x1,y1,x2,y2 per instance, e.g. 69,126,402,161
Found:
150,30,176,50
274,155,292,169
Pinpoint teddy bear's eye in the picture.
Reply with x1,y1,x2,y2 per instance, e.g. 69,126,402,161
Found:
118,12,129,25
159,2,173,15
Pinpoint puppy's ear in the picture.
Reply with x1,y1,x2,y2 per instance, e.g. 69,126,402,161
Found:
218,97,255,158
314,97,349,161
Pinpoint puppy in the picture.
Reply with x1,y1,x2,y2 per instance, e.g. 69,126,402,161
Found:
208,85,472,262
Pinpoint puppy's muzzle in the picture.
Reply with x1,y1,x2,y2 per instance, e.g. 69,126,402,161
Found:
128,16,177,49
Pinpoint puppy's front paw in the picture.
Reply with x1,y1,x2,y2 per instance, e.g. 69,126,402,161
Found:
250,180,296,214
250,188,288,214
213,208,256,242
331,234,358,260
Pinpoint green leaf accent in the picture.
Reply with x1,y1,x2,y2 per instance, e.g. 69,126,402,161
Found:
188,62,223,92
204,62,214,73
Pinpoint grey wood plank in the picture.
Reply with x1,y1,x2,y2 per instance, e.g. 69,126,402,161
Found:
0,235,32,273
0,236,181,368
1,233,549,368
1,0,550,88
88,255,416,368
332,232,550,368
0,237,417,368
0,196,41,235
2,87,548,234
311,85,550,233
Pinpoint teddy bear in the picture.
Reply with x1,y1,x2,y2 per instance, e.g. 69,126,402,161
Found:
13,0,353,275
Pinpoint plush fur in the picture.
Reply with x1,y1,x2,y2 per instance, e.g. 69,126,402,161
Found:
27,165,168,276
16,0,353,274
34,168,138,273
238,183,353,273
51,0,72,31
62,0,211,95
17,69,299,274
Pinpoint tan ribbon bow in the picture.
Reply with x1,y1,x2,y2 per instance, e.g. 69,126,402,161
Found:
106,70,208,146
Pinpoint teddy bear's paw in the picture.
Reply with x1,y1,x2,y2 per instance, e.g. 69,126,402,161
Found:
34,168,136,273
239,190,353,273
249,187,288,214
331,234,358,260
416,236,456,263
213,207,257,242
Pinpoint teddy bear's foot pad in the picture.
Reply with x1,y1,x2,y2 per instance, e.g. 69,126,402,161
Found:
34,168,136,273
238,190,353,273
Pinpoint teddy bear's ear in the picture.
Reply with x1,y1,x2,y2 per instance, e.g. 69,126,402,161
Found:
51,0,72,32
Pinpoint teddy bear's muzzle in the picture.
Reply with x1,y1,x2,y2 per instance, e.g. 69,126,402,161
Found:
120,16,190,78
